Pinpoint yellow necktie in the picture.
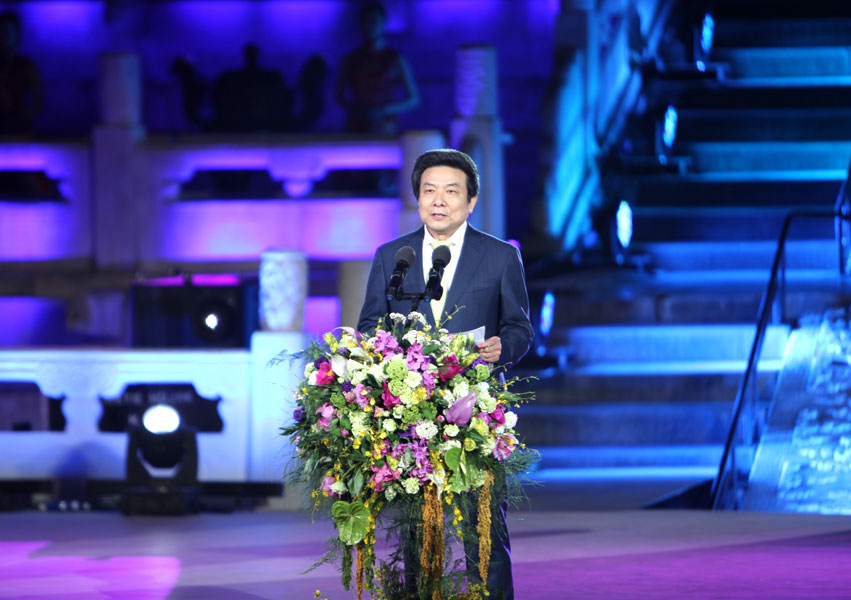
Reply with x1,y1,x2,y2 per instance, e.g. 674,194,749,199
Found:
429,241,450,323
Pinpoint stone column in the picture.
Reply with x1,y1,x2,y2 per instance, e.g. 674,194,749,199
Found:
259,249,308,332
93,53,144,269
398,130,446,234
338,260,373,329
450,46,505,239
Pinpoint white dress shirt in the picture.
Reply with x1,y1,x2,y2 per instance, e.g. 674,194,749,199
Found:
422,220,467,294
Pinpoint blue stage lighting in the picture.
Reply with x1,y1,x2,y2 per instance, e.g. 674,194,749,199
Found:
204,313,219,330
142,404,181,435
616,200,634,250
540,292,555,338
700,13,714,55
662,106,678,149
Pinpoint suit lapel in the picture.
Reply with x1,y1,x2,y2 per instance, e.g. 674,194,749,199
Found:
444,226,485,316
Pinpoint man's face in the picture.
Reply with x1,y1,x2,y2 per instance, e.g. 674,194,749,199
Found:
417,165,477,241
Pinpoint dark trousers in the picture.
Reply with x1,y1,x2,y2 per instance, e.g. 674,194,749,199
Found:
402,495,514,600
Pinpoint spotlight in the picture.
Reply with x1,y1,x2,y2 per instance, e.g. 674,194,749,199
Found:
537,291,555,357
615,200,634,250
192,295,236,345
142,403,180,435
662,105,678,150
700,13,714,56
124,403,199,515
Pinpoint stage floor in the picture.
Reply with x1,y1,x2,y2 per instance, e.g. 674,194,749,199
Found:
4,479,851,600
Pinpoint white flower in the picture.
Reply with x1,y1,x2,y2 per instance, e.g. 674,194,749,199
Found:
479,438,497,456
350,369,367,386
477,395,497,414
349,413,368,438
439,389,455,407
440,439,462,453
389,312,406,324
415,420,438,440
385,486,398,502
308,372,318,385
444,424,460,438
392,405,405,419
382,419,397,433
404,370,422,388
452,379,469,399
402,477,420,494
504,411,518,429
331,354,348,379
368,363,387,383
331,480,347,495
402,329,425,346
406,312,428,327
304,362,316,377
347,358,364,375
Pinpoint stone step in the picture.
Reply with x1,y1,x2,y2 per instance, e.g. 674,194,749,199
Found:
677,85,851,111
533,445,723,470
634,179,842,207
637,240,838,271
676,108,851,142
547,324,789,365
714,47,851,80
516,369,777,406
632,206,835,242
714,18,851,48
514,402,734,447
681,141,851,173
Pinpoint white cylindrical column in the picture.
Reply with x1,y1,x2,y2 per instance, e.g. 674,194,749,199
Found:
338,260,373,329
455,45,498,118
99,52,141,126
398,130,446,234
259,250,308,332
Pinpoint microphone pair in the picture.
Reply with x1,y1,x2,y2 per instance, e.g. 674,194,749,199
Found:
384,244,451,303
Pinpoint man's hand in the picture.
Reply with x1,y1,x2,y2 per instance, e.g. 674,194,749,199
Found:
477,336,502,364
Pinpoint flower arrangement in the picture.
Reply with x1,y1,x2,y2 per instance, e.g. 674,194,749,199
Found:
280,312,535,600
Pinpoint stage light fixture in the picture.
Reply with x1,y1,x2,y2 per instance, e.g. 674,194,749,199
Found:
124,403,199,515
615,200,634,250
537,291,555,357
700,13,714,56
662,106,678,150
192,295,237,345
142,403,180,435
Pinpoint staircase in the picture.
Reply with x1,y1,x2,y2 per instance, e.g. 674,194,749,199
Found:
521,0,851,493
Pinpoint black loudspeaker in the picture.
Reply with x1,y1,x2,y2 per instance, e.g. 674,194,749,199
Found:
131,281,257,348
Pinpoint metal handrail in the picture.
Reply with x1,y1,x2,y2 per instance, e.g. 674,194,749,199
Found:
710,160,851,509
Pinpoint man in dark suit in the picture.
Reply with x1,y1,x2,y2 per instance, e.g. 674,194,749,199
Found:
358,148,534,600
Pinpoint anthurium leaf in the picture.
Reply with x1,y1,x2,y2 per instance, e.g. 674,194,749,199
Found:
331,500,369,546
445,447,461,472
449,471,468,494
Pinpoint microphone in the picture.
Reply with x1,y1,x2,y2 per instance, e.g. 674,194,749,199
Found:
385,246,416,301
424,244,452,302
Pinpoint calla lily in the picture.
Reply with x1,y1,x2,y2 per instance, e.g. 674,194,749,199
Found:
445,392,477,427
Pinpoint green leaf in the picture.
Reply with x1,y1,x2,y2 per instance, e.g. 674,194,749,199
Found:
421,343,440,354
331,500,370,545
449,471,468,494
349,470,364,498
445,447,461,472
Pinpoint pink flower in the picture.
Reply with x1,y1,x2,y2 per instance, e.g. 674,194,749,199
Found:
374,330,400,356
320,475,341,498
493,433,518,460
382,381,401,408
354,383,371,409
445,392,477,427
369,463,401,492
491,405,506,425
341,429,349,438
316,402,335,430
438,355,463,382
316,361,335,385
421,370,437,395
477,412,492,426
406,343,426,371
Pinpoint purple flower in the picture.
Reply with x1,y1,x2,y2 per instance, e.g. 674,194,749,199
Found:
493,433,518,460
382,381,401,408
354,383,371,409
406,343,426,371
313,357,324,368
341,381,353,393
374,330,400,356
491,405,506,425
445,392,477,427
370,463,401,492
320,475,341,498
316,403,335,430
439,355,464,382
293,407,304,422
470,357,487,369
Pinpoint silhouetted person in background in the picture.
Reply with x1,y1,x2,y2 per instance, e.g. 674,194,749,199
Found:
170,56,207,131
212,43,294,133
335,1,419,135
292,53,329,131
0,10,42,135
